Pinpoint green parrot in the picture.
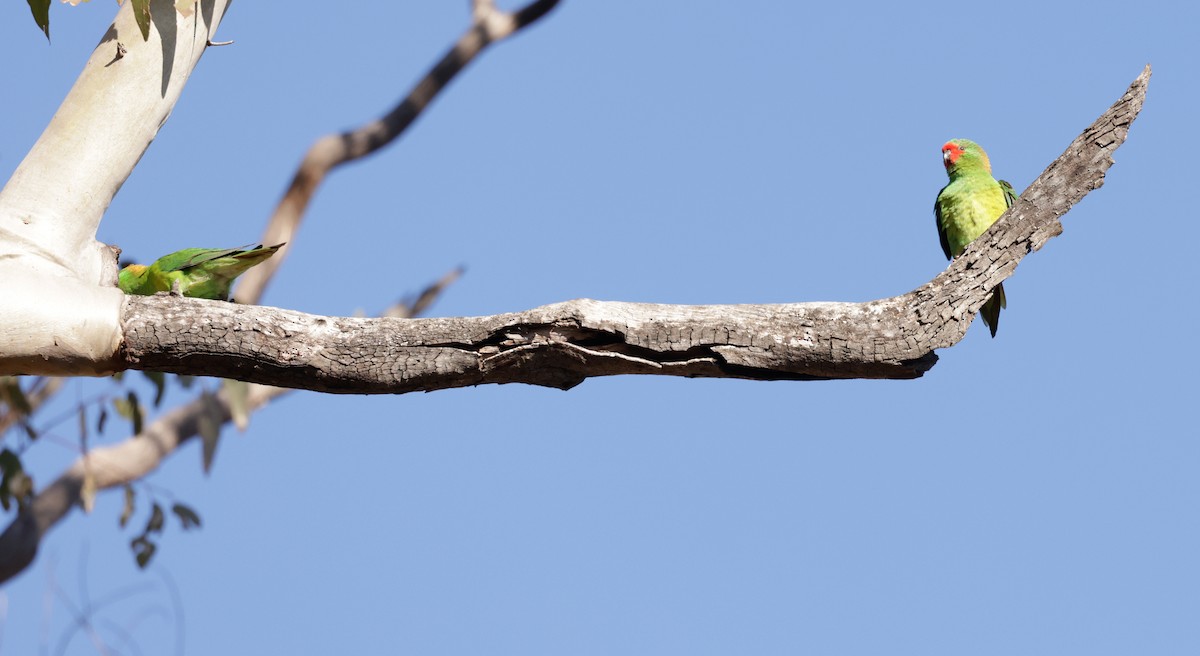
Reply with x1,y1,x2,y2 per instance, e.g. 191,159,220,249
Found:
934,139,1017,338
118,243,284,300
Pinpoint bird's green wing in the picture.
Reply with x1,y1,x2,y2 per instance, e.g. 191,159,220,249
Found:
158,246,254,273
933,188,952,261
998,179,1017,208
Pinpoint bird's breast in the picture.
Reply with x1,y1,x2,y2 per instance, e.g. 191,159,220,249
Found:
937,178,1007,256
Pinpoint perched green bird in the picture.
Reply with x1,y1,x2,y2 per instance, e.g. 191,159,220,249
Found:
934,139,1017,338
118,243,284,300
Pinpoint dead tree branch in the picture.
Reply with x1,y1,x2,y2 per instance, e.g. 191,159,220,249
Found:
115,65,1150,391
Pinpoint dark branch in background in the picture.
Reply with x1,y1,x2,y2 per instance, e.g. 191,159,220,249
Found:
0,271,461,586
110,66,1150,392
234,0,561,304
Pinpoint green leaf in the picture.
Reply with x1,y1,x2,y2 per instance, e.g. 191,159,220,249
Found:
131,0,151,41
171,503,202,530
0,377,32,416
97,406,108,435
129,391,143,434
0,449,32,511
175,375,196,390
0,449,23,511
131,536,157,569
143,371,167,407
146,502,165,534
197,393,222,475
26,0,50,40
3,470,33,512
114,391,144,435
0,450,19,474
113,396,133,419
119,485,135,528
224,379,250,431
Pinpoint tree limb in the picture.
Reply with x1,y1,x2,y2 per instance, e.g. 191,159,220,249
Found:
118,65,1150,391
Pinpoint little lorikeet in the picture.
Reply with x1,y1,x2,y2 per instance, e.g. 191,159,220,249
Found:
934,139,1017,338
118,243,284,300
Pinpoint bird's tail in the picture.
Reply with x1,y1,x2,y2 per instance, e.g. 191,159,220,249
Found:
980,282,1006,338
229,243,284,269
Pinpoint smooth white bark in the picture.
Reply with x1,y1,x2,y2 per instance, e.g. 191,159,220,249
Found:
0,0,230,374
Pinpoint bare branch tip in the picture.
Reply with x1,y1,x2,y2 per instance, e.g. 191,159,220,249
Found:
1127,64,1151,100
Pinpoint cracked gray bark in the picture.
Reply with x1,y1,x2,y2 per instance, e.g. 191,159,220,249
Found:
121,65,1150,392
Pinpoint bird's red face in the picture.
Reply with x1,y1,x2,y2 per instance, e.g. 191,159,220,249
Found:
942,141,965,169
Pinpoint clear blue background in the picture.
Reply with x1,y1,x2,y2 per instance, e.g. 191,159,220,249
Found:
1,1,1196,654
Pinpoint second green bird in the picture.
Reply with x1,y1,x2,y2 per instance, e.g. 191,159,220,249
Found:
934,139,1016,338
118,243,284,300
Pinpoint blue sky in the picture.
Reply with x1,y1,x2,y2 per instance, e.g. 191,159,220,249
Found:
1,1,1197,654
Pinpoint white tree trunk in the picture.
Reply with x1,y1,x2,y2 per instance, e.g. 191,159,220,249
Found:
0,0,230,374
